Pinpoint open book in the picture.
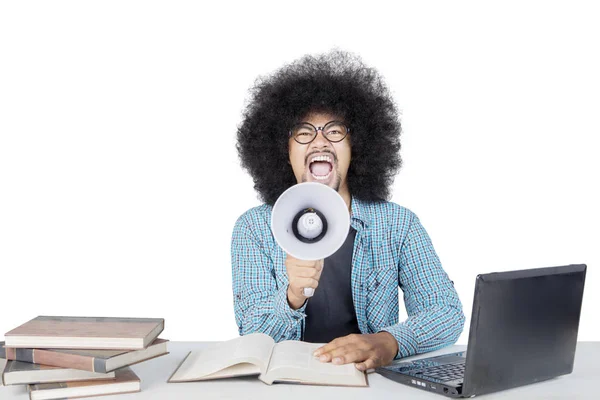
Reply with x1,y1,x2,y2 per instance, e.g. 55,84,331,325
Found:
168,333,367,387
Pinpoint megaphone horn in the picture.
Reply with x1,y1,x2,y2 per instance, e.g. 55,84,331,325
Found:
271,182,350,297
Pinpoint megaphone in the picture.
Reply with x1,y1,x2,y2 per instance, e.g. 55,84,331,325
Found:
271,182,350,297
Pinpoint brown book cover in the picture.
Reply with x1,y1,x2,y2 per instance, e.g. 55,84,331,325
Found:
1,338,168,373
4,316,164,350
2,360,115,385
27,367,140,400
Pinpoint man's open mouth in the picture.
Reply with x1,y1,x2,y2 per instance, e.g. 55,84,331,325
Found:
308,154,334,181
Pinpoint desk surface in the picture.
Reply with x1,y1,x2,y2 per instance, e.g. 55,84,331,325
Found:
1,342,598,399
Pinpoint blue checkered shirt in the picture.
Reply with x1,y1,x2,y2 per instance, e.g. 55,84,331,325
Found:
231,197,465,358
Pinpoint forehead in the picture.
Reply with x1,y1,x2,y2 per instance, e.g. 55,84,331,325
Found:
301,111,342,126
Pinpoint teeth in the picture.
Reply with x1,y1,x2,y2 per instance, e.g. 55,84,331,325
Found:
310,155,333,164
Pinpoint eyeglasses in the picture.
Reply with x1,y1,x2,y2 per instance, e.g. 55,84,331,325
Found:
289,120,350,144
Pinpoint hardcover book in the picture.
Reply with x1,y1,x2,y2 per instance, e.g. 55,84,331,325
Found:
0,339,168,373
2,360,115,386
4,316,164,350
168,333,367,387
27,367,140,400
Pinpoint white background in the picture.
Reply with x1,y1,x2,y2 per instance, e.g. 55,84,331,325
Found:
1,1,598,345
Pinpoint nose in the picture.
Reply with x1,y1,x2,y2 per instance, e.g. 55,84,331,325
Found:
309,128,332,149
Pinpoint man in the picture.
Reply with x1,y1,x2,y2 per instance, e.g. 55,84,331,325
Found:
232,50,465,371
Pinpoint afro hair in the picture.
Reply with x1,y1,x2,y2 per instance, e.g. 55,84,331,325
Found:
236,50,402,205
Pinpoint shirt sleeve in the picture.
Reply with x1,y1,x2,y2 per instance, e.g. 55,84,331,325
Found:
231,213,307,342
379,212,465,358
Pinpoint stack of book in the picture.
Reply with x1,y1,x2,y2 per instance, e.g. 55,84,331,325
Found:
1,316,167,400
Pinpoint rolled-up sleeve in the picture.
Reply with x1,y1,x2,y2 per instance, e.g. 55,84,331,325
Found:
380,212,465,358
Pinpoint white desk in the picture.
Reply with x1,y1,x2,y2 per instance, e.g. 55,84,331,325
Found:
1,342,598,399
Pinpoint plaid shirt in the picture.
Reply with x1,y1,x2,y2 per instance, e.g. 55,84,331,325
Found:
231,197,465,358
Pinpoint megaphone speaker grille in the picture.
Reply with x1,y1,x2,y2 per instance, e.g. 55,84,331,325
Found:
292,208,328,243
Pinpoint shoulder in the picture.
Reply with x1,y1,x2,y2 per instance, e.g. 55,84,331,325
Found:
355,198,417,229
232,204,273,239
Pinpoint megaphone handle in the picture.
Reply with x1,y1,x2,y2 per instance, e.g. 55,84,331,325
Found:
303,287,315,297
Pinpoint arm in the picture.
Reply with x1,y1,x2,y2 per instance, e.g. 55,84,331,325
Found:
379,212,465,358
231,213,307,342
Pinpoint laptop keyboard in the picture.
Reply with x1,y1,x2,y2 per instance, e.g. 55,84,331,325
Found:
416,361,465,382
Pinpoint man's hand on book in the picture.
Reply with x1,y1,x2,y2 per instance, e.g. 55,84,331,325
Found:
312,332,399,371
285,255,324,310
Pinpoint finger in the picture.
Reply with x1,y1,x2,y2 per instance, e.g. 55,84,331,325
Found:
286,255,322,267
287,262,324,274
293,266,323,279
301,261,324,280
313,334,358,357
313,336,349,357
318,344,357,363
316,259,324,275
331,348,368,365
303,259,324,272
319,343,360,364
289,278,319,297
292,277,319,289
355,357,378,371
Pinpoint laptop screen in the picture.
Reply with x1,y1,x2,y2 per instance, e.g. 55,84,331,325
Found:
462,264,586,397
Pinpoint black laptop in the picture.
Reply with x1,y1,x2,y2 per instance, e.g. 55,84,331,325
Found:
376,264,587,397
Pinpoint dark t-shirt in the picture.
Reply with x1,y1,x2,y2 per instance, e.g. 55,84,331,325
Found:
303,227,361,343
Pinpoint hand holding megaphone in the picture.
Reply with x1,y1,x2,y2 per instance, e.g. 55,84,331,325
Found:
271,182,350,302
285,255,324,309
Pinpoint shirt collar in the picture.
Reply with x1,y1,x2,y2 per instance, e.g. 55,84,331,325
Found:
350,196,372,231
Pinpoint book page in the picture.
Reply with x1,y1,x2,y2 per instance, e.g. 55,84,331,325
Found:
262,340,366,386
168,333,274,382
200,363,261,380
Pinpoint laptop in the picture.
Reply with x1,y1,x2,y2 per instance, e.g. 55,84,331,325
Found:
376,264,587,397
